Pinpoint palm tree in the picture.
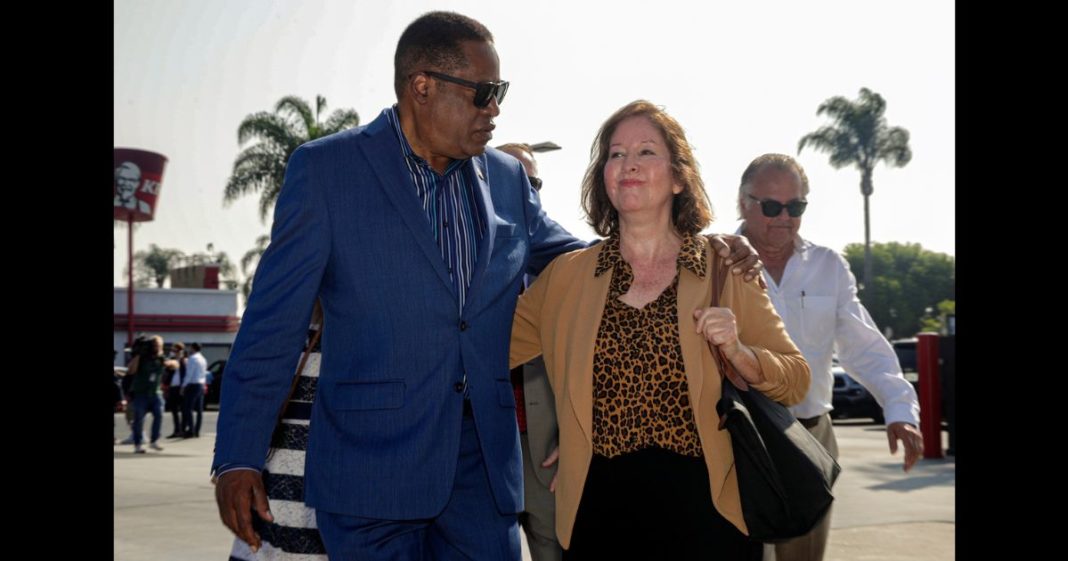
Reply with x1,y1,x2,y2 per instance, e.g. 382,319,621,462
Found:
240,234,271,302
224,95,360,222
798,87,912,291
132,244,184,288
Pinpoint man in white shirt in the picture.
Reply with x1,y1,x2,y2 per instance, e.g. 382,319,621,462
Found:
497,143,562,561
736,153,923,561
181,342,209,438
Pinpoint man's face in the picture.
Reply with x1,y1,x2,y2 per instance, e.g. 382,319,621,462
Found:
115,165,140,201
741,167,805,249
422,40,502,161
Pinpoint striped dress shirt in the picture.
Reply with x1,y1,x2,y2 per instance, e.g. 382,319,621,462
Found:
387,106,486,313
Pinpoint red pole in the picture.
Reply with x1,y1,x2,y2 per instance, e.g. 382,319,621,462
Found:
916,333,943,459
127,216,135,347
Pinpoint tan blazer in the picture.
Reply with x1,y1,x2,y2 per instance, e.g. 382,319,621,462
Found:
510,238,810,548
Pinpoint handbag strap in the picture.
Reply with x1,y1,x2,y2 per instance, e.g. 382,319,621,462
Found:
707,248,748,389
274,317,324,426
706,245,755,433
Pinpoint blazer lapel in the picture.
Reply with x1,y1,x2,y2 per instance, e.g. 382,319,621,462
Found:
461,155,495,314
677,237,734,498
566,253,611,445
677,240,714,425
357,110,455,294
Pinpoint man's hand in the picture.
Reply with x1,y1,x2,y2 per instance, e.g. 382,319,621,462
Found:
541,446,560,493
707,234,763,282
887,421,924,472
215,470,273,552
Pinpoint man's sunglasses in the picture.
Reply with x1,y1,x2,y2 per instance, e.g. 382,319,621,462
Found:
421,70,509,108
528,176,542,191
747,195,808,217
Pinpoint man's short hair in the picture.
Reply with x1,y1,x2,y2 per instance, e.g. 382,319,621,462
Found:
394,11,494,99
737,153,810,218
190,342,202,352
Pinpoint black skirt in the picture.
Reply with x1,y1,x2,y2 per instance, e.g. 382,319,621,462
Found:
565,446,762,561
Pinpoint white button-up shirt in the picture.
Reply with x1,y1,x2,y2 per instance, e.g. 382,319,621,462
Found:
184,351,208,387
753,235,920,426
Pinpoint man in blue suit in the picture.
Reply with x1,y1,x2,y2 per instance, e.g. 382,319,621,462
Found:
213,13,581,559
213,11,760,560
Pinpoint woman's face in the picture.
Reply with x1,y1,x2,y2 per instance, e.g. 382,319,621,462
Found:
603,116,682,222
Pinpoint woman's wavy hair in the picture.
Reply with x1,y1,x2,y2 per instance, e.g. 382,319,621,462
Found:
581,100,713,237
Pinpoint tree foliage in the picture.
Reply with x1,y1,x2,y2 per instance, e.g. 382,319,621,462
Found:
842,242,954,338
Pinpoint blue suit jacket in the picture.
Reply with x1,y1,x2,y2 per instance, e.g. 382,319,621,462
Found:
212,109,584,519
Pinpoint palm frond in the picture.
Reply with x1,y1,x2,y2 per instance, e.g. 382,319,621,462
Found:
856,88,887,117
258,182,283,222
224,171,277,205
815,96,856,123
322,109,361,136
225,94,359,220
799,127,859,170
276,96,316,136
240,234,271,275
237,113,298,148
877,127,913,167
223,151,285,204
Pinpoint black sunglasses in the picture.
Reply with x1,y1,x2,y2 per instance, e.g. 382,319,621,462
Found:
422,70,509,108
747,195,808,217
528,176,543,191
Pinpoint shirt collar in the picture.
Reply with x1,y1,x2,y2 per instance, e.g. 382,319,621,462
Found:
386,105,466,177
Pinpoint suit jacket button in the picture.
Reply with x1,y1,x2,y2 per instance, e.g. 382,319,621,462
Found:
454,382,465,392
459,321,468,331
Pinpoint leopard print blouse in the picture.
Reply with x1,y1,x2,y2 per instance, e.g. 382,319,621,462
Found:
591,234,707,458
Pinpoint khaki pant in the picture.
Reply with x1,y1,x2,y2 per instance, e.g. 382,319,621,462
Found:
520,432,563,561
765,413,839,561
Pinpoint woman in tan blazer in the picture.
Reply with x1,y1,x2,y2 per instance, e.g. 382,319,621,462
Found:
511,100,811,560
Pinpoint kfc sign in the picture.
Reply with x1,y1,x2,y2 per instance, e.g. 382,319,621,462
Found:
114,148,168,222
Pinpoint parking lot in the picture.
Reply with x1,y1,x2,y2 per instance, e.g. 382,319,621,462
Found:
115,413,954,560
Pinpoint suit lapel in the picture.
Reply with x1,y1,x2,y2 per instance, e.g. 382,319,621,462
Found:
357,110,455,294
462,155,495,315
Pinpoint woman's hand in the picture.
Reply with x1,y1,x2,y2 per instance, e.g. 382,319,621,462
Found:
693,307,765,386
693,306,740,355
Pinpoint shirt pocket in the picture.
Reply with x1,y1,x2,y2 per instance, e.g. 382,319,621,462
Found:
488,222,525,283
800,295,836,347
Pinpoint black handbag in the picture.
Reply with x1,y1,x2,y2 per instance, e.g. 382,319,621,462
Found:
708,255,841,542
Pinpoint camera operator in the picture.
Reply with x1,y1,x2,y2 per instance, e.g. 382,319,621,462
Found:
126,334,169,453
